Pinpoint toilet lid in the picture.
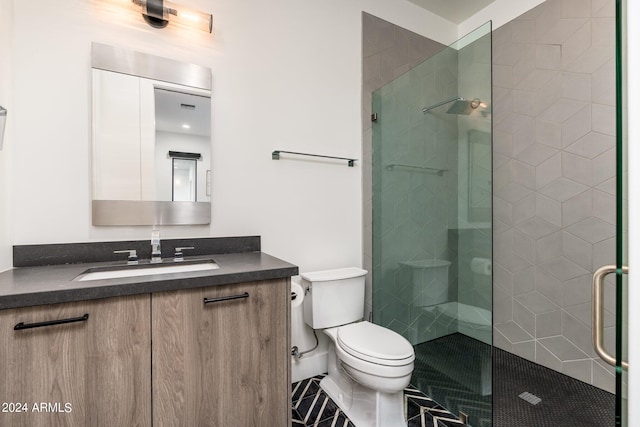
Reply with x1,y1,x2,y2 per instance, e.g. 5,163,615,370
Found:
337,322,414,365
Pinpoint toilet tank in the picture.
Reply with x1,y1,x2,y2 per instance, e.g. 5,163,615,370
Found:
302,267,367,329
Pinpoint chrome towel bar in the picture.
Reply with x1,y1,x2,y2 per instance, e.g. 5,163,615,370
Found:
272,150,357,167
385,163,447,176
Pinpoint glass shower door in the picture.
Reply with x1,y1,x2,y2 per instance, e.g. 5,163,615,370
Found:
372,22,492,426
593,0,628,424
616,0,628,424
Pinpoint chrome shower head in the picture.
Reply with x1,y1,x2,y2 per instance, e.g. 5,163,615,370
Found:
422,97,482,115
445,98,482,115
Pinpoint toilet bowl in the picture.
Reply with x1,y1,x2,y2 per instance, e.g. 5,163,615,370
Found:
331,321,414,389
301,267,415,427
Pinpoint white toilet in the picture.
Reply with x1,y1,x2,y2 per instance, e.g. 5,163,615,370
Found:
301,267,415,427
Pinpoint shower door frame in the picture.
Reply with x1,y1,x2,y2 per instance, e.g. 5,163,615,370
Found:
625,0,640,420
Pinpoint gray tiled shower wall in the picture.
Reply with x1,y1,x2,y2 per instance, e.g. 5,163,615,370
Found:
362,0,616,392
491,0,616,392
450,228,493,312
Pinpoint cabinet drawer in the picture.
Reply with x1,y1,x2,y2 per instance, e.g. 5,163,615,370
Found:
0,295,151,427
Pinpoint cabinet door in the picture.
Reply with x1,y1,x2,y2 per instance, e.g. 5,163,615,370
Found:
152,279,290,427
0,295,151,427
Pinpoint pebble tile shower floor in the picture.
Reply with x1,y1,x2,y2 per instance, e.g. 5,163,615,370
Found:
413,333,615,427
493,346,615,426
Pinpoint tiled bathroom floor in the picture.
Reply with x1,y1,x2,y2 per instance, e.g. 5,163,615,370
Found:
291,374,468,427
412,333,492,426
292,336,616,427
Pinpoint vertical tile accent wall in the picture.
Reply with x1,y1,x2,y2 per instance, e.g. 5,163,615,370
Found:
362,13,445,319
492,0,616,392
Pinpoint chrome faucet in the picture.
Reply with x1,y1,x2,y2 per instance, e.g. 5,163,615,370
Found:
174,246,194,262
114,249,138,265
151,230,162,263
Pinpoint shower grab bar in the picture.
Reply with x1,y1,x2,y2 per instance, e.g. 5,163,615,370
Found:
385,164,447,176
272,150,357,167
592,264,628,369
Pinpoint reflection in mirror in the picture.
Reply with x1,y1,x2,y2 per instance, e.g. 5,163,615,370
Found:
91,42,212,226
154,88,210,202
173,158,197,201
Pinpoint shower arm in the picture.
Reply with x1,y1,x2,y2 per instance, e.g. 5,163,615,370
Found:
422,96,463,114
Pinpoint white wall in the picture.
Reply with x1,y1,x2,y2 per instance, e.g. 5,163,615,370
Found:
458,0,547,35
7,0,456,273
0,0,14,271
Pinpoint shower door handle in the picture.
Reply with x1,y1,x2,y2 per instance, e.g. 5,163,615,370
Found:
592,265,629,369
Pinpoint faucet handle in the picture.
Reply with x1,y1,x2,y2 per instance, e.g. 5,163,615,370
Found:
114,250,138,265
174,246,195,262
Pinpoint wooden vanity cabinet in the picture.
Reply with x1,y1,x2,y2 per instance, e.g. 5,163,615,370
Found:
152,278,291,427
0,295,151,427
0,277,291,427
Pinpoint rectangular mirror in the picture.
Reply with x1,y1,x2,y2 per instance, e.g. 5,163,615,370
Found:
91,43,212,226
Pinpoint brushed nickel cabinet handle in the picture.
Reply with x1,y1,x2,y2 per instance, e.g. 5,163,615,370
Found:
203,292,249,305
14,313,90,331
592,265,628,369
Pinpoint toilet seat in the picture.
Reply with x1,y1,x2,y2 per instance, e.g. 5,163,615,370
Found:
337,321,414,367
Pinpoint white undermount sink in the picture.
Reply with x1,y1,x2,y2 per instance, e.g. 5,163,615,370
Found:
75,260,219,282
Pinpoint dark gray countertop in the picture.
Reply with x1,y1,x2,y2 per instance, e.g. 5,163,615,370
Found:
0,252,298,310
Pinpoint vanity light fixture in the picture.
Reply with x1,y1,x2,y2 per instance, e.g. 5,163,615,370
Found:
131,0,212,33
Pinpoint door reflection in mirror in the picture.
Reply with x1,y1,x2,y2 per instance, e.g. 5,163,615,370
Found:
154,89,211,203
92,72,211,203
171,155,198,202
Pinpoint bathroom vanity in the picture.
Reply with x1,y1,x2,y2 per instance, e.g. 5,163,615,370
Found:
0,237,296,427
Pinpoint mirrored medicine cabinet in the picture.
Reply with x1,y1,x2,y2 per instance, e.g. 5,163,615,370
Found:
91,42,212,226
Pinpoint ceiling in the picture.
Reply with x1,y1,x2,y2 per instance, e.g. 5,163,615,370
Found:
407,0,495,24
154,88,211,137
